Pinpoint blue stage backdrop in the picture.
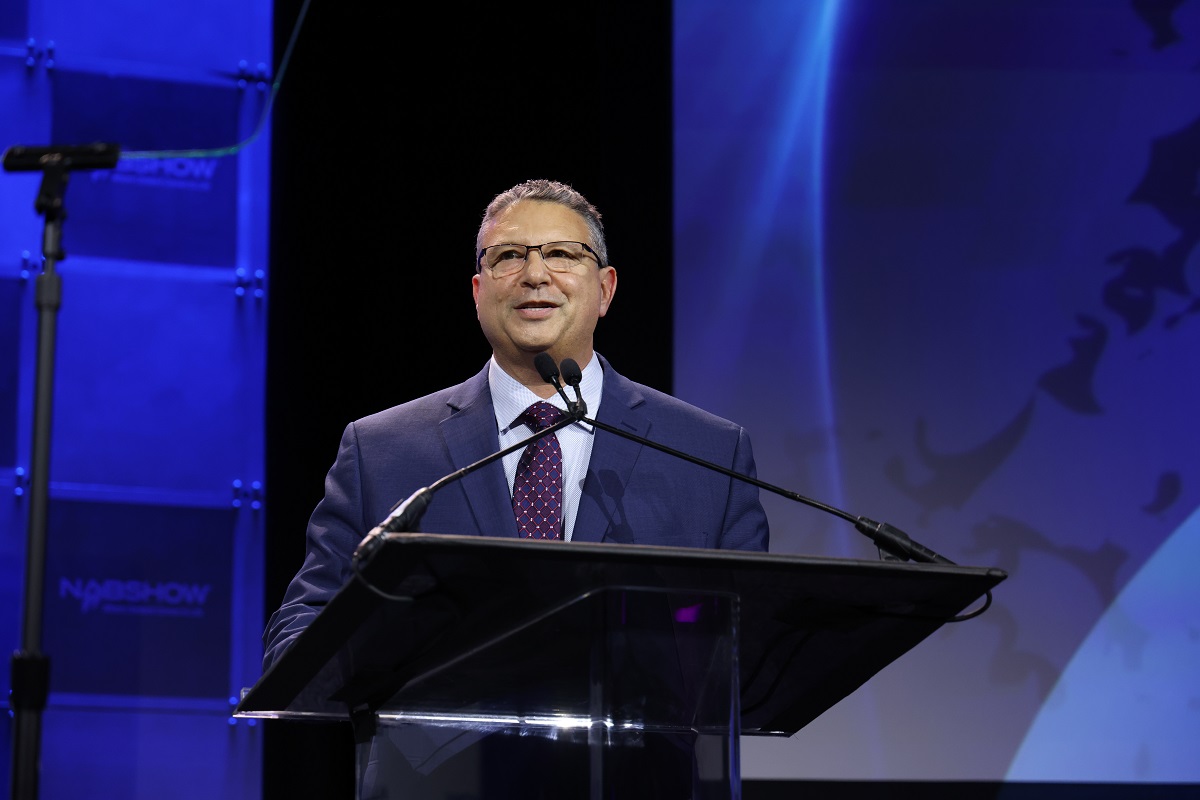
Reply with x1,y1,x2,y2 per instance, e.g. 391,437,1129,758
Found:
0,0,270,796
675,0,1200,784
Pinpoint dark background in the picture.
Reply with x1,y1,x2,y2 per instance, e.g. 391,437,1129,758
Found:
264,1,673,794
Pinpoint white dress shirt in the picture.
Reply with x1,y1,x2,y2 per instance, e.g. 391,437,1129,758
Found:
489,353,604,541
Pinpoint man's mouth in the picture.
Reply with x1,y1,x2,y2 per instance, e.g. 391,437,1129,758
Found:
515,300,558,314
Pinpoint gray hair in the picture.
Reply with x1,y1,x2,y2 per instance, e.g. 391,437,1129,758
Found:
476,179,608,267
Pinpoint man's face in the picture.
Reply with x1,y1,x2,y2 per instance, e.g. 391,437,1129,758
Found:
472,199,617,375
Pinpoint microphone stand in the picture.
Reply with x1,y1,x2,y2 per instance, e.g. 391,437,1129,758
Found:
352,409,583,564
351,352,979,622
579,414,954,565
551,357,953,566
3,142,120,800
354,354,957,572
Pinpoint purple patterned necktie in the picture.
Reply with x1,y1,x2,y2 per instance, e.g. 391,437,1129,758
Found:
512,401,565,539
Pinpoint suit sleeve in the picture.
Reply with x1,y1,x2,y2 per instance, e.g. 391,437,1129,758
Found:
261,421,369,669
717,425,771,552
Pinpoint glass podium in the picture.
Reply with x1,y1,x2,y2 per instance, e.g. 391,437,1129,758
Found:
236,534,1005,799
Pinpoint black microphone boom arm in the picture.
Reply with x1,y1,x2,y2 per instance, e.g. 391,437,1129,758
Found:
352,406,583,562
354,353,954,567
579,414,955,566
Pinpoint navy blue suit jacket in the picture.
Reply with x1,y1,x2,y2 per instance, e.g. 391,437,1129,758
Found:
264,355,769,667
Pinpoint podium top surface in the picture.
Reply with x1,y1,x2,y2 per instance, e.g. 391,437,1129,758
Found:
239,533,1005,735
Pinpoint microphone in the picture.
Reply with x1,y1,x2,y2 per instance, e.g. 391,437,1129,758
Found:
559,358,587,416
535,352,587,417
534,352,566,397
544,358,955,566
5,143,122,223
352,356,581,562
2,143,120,172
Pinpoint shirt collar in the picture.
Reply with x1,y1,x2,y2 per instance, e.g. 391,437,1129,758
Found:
489,353,604,432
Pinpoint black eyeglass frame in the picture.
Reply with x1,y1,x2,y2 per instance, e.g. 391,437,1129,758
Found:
475,240,605,274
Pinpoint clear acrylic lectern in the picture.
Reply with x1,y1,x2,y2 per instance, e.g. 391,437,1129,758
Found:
236,534,1005,799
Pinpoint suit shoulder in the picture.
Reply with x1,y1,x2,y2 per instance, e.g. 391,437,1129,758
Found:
352,372,486,435
614,374,745,435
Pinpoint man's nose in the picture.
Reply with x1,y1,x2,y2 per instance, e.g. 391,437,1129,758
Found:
521,247,551,282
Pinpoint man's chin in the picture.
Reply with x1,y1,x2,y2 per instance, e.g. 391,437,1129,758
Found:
508,326,563,354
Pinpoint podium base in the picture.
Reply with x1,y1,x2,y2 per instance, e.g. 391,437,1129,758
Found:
357,724,724,800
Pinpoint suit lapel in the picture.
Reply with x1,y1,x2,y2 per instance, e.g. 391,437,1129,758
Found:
441,367,520,538
439,358,650,543
572,360,648,543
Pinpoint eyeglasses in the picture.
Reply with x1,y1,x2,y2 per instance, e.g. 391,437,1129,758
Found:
477,241,602,277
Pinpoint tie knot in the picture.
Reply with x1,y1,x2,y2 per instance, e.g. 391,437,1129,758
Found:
517,401,564,433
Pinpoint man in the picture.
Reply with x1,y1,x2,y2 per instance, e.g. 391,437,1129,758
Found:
265,178,769,664
263,178,769,796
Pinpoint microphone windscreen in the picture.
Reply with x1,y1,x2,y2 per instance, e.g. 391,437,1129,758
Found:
533,352,559,384
560,358,583,387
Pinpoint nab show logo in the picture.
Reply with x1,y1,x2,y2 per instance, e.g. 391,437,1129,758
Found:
91,156,220,192
59,577,213,617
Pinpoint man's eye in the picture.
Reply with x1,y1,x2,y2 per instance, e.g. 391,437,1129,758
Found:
545,245,580,260
494,248,524,261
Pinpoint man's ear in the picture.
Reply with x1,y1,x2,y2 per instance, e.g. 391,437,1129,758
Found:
598,265,617,317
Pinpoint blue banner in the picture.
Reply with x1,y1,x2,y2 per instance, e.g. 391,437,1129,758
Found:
43,501,235,699
51,71,241,267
